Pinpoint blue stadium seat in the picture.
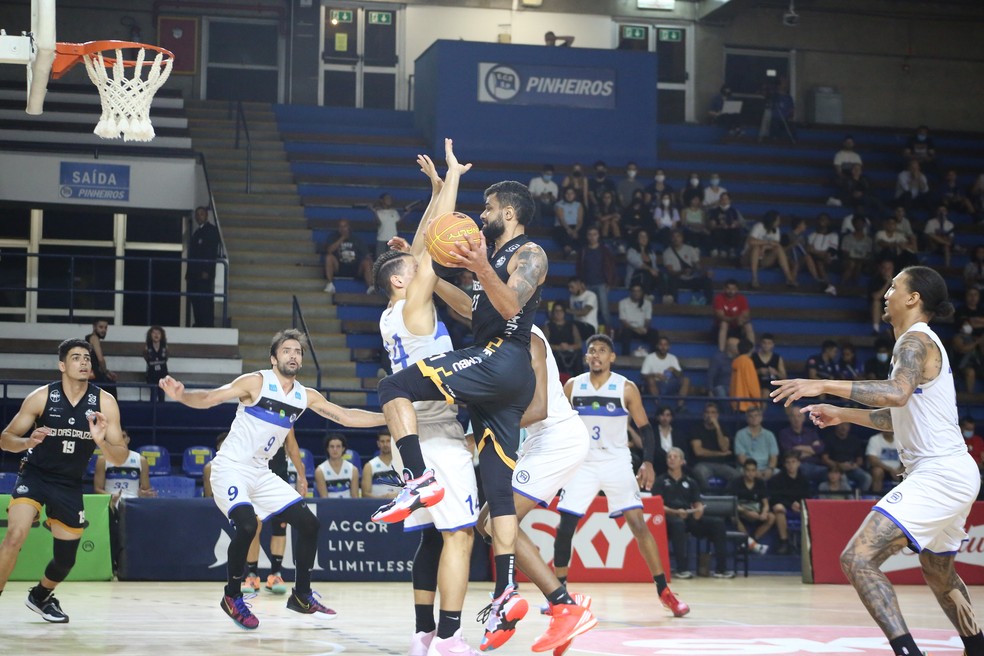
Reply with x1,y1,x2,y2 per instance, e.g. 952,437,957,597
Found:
344,448,361,471
182,446,215,478
0,472,18,494
138,445,171,476
152,475,196,498
287,448,317,480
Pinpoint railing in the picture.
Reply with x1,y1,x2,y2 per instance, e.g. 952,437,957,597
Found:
231,100,253,193
292,295,323,390
196,151,229,262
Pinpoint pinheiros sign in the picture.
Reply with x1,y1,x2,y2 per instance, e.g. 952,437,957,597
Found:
477,62,615,109
59,161,130,201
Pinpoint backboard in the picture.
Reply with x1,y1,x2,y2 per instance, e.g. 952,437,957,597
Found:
0,0,55,114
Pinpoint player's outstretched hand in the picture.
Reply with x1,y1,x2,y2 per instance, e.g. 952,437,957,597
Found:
770,378,826,407
450,229,488,273
444,138,472,177
417,153,443,189
802,404,843,429
26,426,51,448
388,236,411,253
158,375,184,400
87,410,108,444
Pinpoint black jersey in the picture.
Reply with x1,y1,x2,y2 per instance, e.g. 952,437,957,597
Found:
26,381,102,484
470,234,542,347
269,445,289,482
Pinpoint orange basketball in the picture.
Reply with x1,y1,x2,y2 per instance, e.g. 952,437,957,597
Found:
424,211,481,268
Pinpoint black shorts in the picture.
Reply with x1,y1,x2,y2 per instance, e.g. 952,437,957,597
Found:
10,467,86,534
414,338,535,466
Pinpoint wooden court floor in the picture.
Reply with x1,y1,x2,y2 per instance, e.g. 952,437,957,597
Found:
0,577,974,655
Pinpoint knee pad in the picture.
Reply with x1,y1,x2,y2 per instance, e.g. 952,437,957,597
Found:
229,505,259,541
270,513,288,538
44,538,80,583
279,501,319,537
412,527,443,592
478,449,515,518
553,511,580,569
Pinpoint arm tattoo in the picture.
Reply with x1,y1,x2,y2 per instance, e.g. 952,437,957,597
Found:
849,333,926,407
508,246,548,308
869,408,893,431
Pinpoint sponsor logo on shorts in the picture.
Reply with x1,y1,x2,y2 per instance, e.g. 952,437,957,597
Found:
516,470,530,484
886,490,903,504
495,256,506,267
452,356,482,372
87,393,97,405
49,389,61,403
16,485,28,494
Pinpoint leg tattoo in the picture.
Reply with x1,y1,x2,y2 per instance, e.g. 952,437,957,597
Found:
921,550,982,637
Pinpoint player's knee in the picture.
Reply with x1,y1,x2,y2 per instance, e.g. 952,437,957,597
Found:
2,525,30,549
229,505,259,539
377,370,416,407
443,527,473,549
45,538,80,582
271,518,287,538
282,502,319,537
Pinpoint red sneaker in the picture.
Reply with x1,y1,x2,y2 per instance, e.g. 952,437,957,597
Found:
660,587,690,617
531,603,597,653
477,586,528,652
220,594,259,630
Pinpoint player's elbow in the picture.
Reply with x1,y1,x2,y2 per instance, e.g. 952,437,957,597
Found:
498,305,521,320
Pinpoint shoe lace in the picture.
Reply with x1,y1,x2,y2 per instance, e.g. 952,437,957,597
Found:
233,595,254,617
476,601,494,625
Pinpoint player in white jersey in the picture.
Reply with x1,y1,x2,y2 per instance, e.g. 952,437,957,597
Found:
557,334,690,619
361,432,400,499
315,433,359,498
772,266,984,656
159,329,385,631
371,146,481,656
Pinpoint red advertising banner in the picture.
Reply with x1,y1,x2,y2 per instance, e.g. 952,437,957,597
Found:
516,495,671,583
807,499,984,584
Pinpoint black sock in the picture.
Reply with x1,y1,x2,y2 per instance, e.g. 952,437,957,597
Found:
546,586,573,606
493,554,516,598
654,574,668,595
245,561,258,576
30,582,52,601
888,633,921,656
269,555,283,576
437,608,462,639
961,632,984,656
225,579,242,598
396,435,426,479
557,575,567,585
415,603,436,634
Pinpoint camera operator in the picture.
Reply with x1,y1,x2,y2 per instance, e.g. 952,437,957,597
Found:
758,75,796,143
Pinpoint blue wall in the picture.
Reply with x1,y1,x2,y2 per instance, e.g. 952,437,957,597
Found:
414,40,659,167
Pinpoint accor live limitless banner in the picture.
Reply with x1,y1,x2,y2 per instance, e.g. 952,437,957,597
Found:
477,62,615,109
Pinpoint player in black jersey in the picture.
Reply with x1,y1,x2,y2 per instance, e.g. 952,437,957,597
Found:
0,338,128,623
375,152,548,650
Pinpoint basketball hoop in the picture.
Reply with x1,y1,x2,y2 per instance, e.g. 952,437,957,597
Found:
52,40,173,141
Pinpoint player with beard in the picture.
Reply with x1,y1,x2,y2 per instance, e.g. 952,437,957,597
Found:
159,329,385,630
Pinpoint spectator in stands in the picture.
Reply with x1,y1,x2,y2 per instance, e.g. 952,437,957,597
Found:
702,174,727,209
646,169,675,207
777,406,828,483
804,213,839,295
567,276,599,337
707,84,742,136
840,207,872,237
143,325,168,403
367,193,416,257
187,205,221,327
544,31,574,47
751,334,787,400
663,229,714,305
641,337,691,410
964,245,984,291
592,190,623,243
576,227,616,329
893,205,918,244
728,460,773,555
680,172,703,208
361,433,399,499
864,338,893,381
86,319,118,398
902,124,938,175
314,434,359,498
709,336,739,398
655,447,735,579
972,172,984,221
734,407,778,480
874,216,918,272
529,164,559,221
653,192,681,247
866,430,902,495
941,169,977,216
689,401,737,492
588,160,617,212
621,189,653,247
954,286,984,337
821,423,872,493
625,230,666,299
818,468,853,499
783,217,810,285
952,315,984,392
806,339,839,385
713,279,755,352
837,343,864,382
707,192,746,258
839,164,884,216
744,210,797,288
322,219,372,294
868,259,895,335
832,135,863,182
768,452,810,555
895,159,931,211
681,194,710,252
961,417,984,474
923,205,956,267
840,215,874,287
617,284,658,357
617,161,644,207
93,429,154,574
554,186,585,258
561,163,590,208
544,302,584,379
731,338,761,412
652,407,690,476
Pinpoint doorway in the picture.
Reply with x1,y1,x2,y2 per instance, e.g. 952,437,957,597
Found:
320,4,403,109
614,22,694,123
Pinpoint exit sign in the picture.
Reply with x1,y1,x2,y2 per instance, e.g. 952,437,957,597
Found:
330,9,353,23
368,11,392,25
622,26,647,40
658,28,683,42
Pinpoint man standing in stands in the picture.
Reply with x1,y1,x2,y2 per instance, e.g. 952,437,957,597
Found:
0,338,129,623
187,206,221,327
86,319,117,398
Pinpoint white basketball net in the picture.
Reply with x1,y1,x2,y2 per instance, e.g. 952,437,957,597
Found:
82,46,173,142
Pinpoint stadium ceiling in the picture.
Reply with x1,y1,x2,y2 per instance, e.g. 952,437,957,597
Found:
700,0,984,22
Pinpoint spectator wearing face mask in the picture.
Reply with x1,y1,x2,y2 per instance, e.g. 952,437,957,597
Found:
959,418,984,477
528,164,559,221
952,318,984,392
653,192,681,248
562,163,590,208
707,192,745,258
680,172,703,208
645,169,675,205
617,161,645,207
864,338,893,381
702,174,727,209
588,160,617,211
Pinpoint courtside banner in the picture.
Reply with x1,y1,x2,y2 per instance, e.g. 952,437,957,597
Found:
517,495,670,583
807,499,984,584
0,493,112,581
477,63,615,109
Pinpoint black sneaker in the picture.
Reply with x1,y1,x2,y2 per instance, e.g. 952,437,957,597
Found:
25,587,69,623
286,588,337,619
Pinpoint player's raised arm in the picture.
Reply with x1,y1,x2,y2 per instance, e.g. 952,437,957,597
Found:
408,153,445,261
89,392,129,466
159,372,261,409
306,389,386,427
0,385,50,453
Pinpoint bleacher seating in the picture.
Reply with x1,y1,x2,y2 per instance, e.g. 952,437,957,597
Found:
152,475,197,498
182,446,216,479
139,446,172,476
0,471,18,494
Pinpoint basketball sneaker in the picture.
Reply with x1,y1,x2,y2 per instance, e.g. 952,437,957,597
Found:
531,602,597,653
371,469,445,524
409,630,436,656
426,629,482,655
543,593,594,656
242,573,261,594
286,588,337,619
220,593,259,630
476,585,528,651
659,587,690,617
25,586,69,623
266,573,287,595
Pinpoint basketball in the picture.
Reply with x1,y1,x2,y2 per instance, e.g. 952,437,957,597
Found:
424,211,481,269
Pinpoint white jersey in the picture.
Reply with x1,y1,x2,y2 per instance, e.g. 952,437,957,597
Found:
104,450,142,498
365,455,400,497
380,299,460,428
569,371,630,451
527,324,578,435
889,322,966,468
217,370,308,469
317,459,357,498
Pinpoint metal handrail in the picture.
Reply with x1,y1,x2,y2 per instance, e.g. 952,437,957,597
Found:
292,295,323,390
196,151,229,262
231,100,253,193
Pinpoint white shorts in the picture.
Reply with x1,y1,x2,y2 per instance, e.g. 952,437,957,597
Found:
210,456,302,521
874,452,981,554
393,421,479,533
557,447,642,518
513,415,590,506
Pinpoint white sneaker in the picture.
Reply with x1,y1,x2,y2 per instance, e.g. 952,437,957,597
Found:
824,284,837,296
426,629,481,655
826,197,842,206
366,285,376,295
323,282,336,293
410,630,436,656
633,346,650,357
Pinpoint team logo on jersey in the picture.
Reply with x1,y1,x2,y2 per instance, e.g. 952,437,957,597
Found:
87,393,97,405
608,384,616,390
505,243,522,253
294,391,301,399
516,470,531,484
279,409,286,418
681,480,690,488
68,417,75,425
84,409,95,420
49,389,61,403
886,490,903,504
269,384,277,391
580,383,588,390
495,256,506,267
606,402,616,412
289,414,298,423
16,485,28,494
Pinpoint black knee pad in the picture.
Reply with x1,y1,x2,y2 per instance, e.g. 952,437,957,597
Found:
229,505,258,540
412,527,443,592
479,447,516,518
279,501,319,537
44,538,80,583
553,511,580,569
270,512,288,538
